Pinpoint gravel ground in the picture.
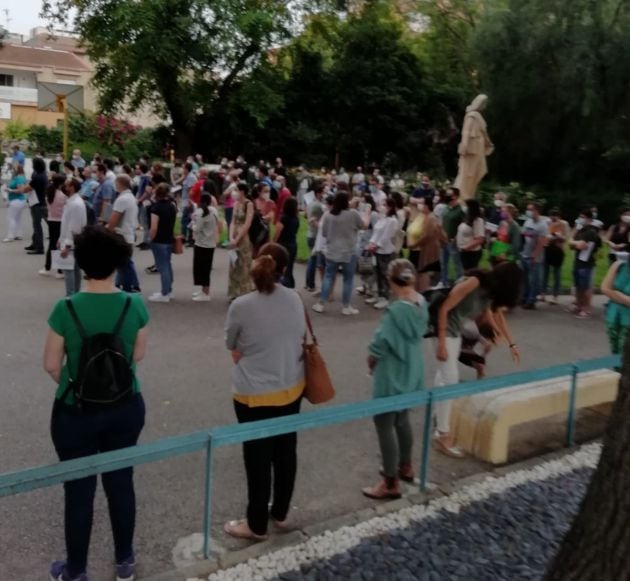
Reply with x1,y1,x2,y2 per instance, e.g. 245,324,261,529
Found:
206,444,600,581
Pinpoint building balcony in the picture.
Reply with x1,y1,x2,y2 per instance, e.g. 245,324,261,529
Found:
0,86,38,104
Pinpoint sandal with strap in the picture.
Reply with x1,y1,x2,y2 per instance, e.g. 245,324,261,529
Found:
224,519,268,541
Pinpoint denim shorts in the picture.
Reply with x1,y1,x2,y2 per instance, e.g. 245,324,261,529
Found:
573,266,594,291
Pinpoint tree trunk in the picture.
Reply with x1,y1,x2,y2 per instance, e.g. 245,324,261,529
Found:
545,338,630,580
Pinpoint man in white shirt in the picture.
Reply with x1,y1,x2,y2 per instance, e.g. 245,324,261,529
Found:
60,178,88,296
108,174,140,292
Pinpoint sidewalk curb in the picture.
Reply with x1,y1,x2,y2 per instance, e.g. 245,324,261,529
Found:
139,446,583,580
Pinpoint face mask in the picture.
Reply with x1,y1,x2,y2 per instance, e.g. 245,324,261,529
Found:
462,206,468,214
369,185,376,194
231,191,240,201
575,218,585,227
592,212,598,219
622,215,630,225
494,200,504,208
525,210,534,219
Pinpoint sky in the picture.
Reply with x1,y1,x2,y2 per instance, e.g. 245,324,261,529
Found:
0,0,48,36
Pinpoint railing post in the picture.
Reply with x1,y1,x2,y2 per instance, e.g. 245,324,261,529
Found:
420,392,434,491
202,435,214,559
565,364,579,448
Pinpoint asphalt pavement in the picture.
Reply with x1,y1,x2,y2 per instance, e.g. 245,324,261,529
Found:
0,206,610,580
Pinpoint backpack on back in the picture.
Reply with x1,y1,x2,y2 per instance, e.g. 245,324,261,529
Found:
62,296,134,408
248,203,270,247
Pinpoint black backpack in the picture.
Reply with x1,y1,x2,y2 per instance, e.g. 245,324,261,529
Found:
62,296,134,408
248,204,270,247
422,287,452,338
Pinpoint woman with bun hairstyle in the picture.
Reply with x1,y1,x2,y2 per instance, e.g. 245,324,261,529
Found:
363,259,428,500
434,262,522,458
224,242,306,541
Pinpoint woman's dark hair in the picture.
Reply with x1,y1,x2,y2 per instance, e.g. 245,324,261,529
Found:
151,173,167,186
32,157,46,174
385,197,397,217
251,183,263,200
155,183,171,200
74,225,131,280
468,262,523,310
251,242,289,294
49,159,60,174
282,196,298,218
46,174,66,204
237,183,250,198
331,192,349,215
200,193,211,217
63,161,74,173
465,199,482,226
363,194,376,213
391,191,404,210
325,194,335,207
337,182,349,193
423,196,434,212
122,164,133,175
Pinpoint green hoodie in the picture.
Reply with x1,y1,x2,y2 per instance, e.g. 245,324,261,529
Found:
368,298,428,399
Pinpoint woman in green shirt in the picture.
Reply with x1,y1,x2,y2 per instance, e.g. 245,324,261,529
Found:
44,226,149,581
362,259,428,500
434,262,522,458
601,259,630,355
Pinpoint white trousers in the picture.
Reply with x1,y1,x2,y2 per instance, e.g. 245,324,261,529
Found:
433,336,462,433
6,199,26,239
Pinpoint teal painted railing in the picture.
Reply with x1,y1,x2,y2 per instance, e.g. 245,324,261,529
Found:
0,355,620,558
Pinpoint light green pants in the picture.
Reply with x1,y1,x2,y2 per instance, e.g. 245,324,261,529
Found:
374,410,413,478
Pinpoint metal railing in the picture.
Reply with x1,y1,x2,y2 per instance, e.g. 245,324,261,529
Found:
0,355,620,559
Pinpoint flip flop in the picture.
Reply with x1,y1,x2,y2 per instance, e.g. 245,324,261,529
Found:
224,519,268,541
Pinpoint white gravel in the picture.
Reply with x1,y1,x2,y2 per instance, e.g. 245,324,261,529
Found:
203,443,601,581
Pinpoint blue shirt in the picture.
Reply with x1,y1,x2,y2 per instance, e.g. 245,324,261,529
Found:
93,178,116,218
80,178,99,205
12,150,26,167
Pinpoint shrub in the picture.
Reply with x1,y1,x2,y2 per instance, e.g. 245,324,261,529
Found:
3,118,30,141
27,124,63,154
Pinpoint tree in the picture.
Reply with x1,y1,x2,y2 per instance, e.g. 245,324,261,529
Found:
545,333,630,580
42,0,336,155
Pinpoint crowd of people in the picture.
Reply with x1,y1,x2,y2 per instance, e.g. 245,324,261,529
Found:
3,145,630,581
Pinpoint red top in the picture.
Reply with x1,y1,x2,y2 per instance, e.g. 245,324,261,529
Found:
190,179,205,206
276,188,292,223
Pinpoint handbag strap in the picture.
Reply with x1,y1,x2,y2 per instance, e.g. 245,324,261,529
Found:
302,302,318,345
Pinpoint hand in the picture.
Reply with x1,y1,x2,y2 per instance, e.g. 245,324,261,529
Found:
231,350,243,364
60,248,69,259
437,343,448,362
367,243,377,254
510,345,520,365
367,355,377,374
228,240,236,250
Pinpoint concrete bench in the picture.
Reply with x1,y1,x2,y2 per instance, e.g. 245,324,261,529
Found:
451,370,620,464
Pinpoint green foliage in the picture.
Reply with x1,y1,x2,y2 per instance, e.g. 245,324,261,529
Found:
27,125,63,154
3,119,30,141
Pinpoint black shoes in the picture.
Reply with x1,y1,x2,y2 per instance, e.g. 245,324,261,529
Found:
27,249,44,255
24,245,35,251
136,242,150,250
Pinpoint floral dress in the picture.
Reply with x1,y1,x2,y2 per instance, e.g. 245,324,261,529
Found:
228,201,254,299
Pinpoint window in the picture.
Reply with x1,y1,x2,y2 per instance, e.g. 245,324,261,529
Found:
0,74,14,87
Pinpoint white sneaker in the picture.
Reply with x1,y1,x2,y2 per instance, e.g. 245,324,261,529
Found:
192,293,211,302
148,293,171,303
2,237,14,243
374,298,389,310
342,306,359,316
55,272,65,280
192,290,201,297
548,296,558,305
312,302,325,313
38,268,52,277
365,296,378,305
356,285,366,295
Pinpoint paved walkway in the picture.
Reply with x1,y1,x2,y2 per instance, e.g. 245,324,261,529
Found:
0,204,610,580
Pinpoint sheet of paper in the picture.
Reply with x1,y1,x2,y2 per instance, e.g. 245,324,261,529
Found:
578,241,595,263
27,191,40,207
228,249,238,266
51,250,76,271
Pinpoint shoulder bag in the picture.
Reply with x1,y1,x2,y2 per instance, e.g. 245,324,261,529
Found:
302,305,335,404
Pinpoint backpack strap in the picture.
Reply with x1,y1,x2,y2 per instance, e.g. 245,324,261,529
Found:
65,298,87,341
113,295,132,336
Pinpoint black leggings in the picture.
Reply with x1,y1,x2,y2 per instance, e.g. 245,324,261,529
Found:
46,220,61,271
193,246,215,287
460,249,483,271
233,397,301,535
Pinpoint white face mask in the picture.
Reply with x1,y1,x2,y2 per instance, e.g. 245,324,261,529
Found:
622,215,630,225
494,200,504,208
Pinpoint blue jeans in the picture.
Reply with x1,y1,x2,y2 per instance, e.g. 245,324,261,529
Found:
51,395,145,577
116,245,140,291
522,258,543,305
543,263,562,297
440,241,463,285
320,257,356,307
64,263,82,296
151,242,173,295
305,238,317,289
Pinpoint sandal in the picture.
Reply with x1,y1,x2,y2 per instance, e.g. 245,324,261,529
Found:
434,438,465,459
224,519,268,541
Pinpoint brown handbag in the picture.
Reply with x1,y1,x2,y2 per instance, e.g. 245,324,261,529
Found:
173,235,185,255
302,306,335,404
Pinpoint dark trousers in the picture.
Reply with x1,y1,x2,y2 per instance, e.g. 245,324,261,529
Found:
51,395,145,577
116,245,140,292
234,397,301,536
460,249,482,271
193,246,215,287
46,220,61,271
375,253,395,299
30,203,47,251
281,242,297,288
305,238,317,289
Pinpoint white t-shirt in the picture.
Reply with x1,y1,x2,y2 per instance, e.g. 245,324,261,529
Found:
456,217,485,250
372,190,387,208
112,190,138,244
370,215,399,255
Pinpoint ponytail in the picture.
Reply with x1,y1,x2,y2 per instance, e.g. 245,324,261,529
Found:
250,242,289,294
200,193,211,217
